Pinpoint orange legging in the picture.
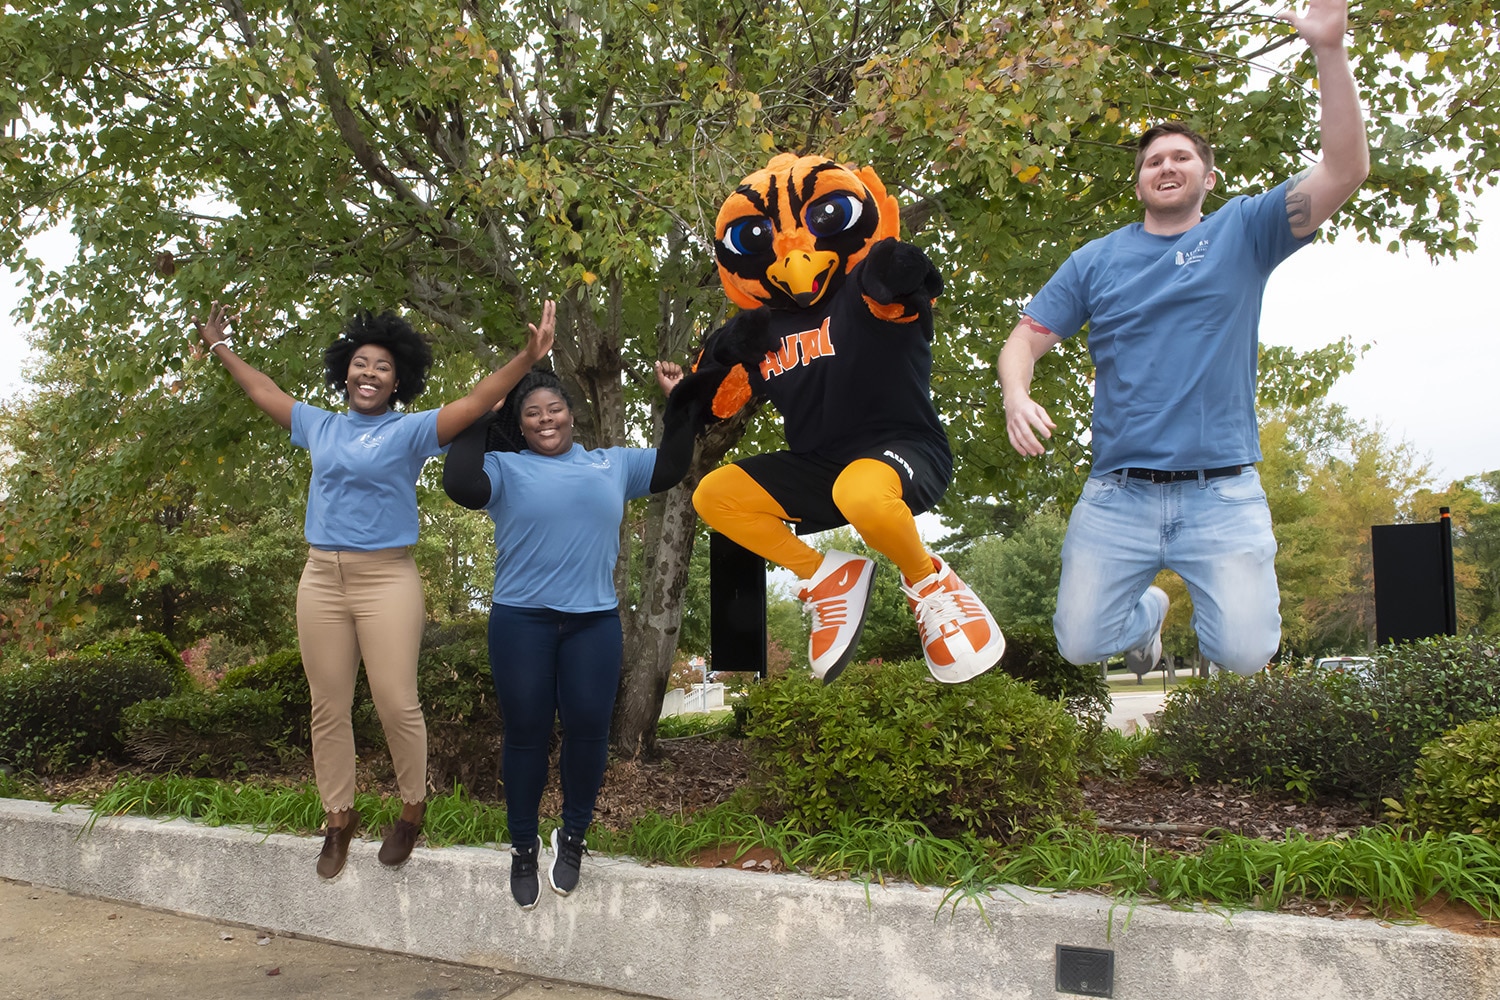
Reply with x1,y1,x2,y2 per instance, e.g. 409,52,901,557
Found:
693,459,934,583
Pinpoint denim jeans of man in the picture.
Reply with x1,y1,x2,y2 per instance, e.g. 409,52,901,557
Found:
1053,467,1280,675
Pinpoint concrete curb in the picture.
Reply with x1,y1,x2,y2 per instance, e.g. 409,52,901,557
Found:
2,798,1497,999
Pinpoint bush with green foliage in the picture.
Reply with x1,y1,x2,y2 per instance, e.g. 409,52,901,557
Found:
997,624,1110,726
1154,636,1500,800
417,616,503,794
121,688,286,774
1393,715,1500,838
0,630,192,773
743,659,1081,838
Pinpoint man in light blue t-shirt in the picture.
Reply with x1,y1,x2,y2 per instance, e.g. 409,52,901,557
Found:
996,0,1369,676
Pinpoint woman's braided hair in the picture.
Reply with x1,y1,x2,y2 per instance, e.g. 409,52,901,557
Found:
488,367,575,452
323,310,434,407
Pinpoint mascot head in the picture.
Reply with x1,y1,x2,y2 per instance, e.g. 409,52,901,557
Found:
714,154,901,311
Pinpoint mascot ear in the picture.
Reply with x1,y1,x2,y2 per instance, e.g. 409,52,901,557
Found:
852,165,902,244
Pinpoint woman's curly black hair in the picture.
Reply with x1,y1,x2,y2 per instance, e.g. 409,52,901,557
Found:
323,310,434,407
486,368,575,452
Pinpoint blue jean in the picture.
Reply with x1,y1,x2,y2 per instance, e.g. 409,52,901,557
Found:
1053,468,1280,674
487,603,622,847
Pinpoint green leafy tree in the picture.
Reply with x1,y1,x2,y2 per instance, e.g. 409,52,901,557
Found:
2,0,1496,747
1261,402,1432,657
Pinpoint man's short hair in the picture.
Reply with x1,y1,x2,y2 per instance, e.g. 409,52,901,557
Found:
1134,121,1215,177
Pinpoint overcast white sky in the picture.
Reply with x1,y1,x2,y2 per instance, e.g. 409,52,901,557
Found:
3,184,1498,488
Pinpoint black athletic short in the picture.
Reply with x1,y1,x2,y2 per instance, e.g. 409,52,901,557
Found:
734,441,951,536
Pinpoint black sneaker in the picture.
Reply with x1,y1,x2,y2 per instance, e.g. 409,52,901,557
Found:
548,828,587,896
510,836,542,910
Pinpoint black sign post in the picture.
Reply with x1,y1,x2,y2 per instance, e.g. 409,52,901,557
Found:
1370,507,1458,645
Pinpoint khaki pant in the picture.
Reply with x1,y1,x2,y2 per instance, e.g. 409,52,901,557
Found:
296,547,428,811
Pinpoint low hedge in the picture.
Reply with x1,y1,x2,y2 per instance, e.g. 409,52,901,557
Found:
121,688,287,774
0,630,191,773
742,658,1082,839
1154,635,1500,801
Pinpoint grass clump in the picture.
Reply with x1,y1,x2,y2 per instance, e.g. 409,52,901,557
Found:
72,773,1500,921
742,659,1081,838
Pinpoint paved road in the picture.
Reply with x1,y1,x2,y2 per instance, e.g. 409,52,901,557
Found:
0,879,659,1000
1105,689,1170,732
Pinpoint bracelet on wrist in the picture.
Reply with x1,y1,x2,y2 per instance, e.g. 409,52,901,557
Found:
209,338,234,356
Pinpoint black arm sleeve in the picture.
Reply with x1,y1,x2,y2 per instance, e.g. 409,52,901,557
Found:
442,411,497,510
648,381,698,493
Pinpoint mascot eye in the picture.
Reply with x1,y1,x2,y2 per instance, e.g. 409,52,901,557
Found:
721,217,775,256
804,193,864,238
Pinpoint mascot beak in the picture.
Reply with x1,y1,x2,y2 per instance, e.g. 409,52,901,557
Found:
765,249,840,308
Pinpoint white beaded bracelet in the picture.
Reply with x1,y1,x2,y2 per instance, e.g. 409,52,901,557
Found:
208,338,234,355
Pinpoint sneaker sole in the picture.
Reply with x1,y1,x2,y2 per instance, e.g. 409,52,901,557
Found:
816,560,877,686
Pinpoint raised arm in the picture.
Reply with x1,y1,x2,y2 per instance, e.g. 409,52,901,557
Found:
997,317,1063,457
1280,0,1370,239
194,301,296,431
442,409,497,510
649,361,692,493
434,300,556,446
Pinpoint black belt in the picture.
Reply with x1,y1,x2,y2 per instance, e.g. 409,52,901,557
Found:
1117,465,1248,483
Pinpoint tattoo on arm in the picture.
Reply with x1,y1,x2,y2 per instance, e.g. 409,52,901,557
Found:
1286,168,1313,229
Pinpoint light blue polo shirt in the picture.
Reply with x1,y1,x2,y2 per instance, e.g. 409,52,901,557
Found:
290,402,444,550
481,444,657,613
1025,181,1314,472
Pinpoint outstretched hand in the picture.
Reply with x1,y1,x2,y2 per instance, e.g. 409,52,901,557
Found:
655,361,684,397
1005,396,1057,457
191,300,236,358
1279,0,1348,53
524,300,556,363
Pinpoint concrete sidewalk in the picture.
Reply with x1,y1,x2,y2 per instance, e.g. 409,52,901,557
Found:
4,798,1499,999
1104,689,1169,732
0,878,653,1000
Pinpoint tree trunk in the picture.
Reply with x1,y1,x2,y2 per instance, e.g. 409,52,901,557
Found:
614,481,699,757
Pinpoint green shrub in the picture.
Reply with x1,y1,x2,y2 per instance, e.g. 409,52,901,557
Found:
219,648,382,750
418,616,502,795
1152,669,1363,797
121,688,287,774
1154,635,1500,801
998,624,1110,727
1394,715,1500,838
0,632,193,773
742,659,1081,839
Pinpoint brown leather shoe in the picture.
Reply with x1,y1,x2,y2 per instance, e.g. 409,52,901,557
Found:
378,804,425,867
316,808,361,879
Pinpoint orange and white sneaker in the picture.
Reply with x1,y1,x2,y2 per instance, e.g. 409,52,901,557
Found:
901,557,1004,683
798,549,877,684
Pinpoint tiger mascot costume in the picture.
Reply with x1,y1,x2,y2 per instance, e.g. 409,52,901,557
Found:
671,153,1004,684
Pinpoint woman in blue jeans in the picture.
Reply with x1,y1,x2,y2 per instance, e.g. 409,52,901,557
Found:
443,362,692,908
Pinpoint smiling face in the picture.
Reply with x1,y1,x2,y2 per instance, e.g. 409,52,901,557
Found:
345,343,397,415
519,387,574,457
1135,133,1216,225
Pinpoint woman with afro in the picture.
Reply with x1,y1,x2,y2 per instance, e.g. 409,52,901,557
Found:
194,299,554,879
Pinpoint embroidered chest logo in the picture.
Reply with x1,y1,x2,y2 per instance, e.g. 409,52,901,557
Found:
759,317,836,380
590,456,612,469
1174,239,1212,267
356,431,388,449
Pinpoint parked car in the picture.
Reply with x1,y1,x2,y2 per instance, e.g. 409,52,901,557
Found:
1313,655,1375,681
